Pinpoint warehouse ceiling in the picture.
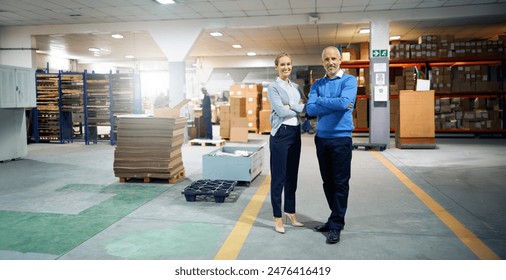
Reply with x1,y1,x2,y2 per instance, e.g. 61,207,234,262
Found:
1,0,506,63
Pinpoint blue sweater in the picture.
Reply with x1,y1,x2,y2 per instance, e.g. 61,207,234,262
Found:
306,71,357,138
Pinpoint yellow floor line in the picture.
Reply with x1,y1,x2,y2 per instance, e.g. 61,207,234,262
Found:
371,151,500,260
214,175,271,260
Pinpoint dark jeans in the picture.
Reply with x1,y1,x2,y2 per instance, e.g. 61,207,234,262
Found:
315,136,352,230
269,124,301,218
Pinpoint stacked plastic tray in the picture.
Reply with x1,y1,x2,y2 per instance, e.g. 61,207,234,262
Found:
182,180,237,203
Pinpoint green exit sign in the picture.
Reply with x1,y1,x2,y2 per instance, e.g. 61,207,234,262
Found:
372,49,388,58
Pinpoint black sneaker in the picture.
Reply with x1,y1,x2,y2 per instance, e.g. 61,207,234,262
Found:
326,229,340,244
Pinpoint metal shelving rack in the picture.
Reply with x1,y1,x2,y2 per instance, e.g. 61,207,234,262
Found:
59,71,85,143
340,56,506,137
85,72,111,144
33,71,140,145
110,72,138,145
33,73,60,142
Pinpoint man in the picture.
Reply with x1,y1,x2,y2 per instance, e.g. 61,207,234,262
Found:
201,87,213,139
306,46,357,244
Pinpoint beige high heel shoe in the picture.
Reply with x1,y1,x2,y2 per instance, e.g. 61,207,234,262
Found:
273,217,285,234
284,213,304,227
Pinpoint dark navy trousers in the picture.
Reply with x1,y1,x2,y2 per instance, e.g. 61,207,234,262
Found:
204,116,212,139
269,124,301,218
314,136,352,230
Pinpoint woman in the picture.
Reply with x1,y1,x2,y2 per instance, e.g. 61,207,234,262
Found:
267,52,306,234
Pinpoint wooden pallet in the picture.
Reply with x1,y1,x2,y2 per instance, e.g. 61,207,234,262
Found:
188,139,226,147
395,137,436,149
118,169,186,184
168,169,186,183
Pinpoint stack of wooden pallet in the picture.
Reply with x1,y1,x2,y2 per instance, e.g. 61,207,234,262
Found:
113,115,186,183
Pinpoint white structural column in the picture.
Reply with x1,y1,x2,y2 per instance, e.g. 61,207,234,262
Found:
368,18,391,148
168,61,187,106
148,23,204,104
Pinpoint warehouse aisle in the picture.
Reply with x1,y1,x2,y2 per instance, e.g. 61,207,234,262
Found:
0,133,505,260
226,135,506,260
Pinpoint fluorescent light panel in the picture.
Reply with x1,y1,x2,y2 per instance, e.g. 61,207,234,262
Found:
155,0,175,4
210,32,223,37
359,28,370,34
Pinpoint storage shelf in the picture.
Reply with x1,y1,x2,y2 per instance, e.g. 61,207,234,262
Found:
344,56,505,136
34,72,139,144
342,56,506,68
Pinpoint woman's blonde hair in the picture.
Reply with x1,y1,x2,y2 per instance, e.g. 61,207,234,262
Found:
274,52,292,66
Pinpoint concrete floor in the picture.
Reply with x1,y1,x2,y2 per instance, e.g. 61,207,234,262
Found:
0,132,505,261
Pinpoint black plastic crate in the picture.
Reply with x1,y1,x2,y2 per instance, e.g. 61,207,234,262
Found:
182,180,237,203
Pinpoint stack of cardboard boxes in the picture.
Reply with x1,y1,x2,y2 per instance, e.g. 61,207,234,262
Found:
220,96,249,142
402,68,417,91
244,85,262,132
258,87,272,133
226,83,268,137
219,104,231,139
430,66,452,93
113,115,186,182
390,35,505,59
353,98,368,130
434,97,502,130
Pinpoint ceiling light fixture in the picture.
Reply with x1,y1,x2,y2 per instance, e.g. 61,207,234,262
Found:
359,28,370,34
112,34,124,39
88,47,100,52
390,35,401,40
125,55,135,59
210,32,223,37
154,0,175,4
247,52,256,56
232,44,242,48
309,15,319,24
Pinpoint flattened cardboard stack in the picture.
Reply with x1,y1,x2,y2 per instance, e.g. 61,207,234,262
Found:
113,115,186,182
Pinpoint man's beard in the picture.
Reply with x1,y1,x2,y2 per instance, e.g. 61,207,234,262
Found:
325,65,338,76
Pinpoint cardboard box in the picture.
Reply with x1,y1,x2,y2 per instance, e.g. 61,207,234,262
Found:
231,117,249,128
230,96,247,117
220,106,230,121
258,109,271,133
356,98,368,121
153,99,190,118
230,127,248,142
397,90,435,138
360,42,369,60
220,120,230,139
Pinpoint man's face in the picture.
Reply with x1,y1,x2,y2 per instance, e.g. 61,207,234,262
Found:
322,48,341,77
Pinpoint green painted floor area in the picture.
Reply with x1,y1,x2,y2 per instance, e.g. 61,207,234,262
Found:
0,183,168,256
104,223,225,259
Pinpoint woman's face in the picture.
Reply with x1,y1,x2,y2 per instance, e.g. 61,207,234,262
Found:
275,55,292,80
